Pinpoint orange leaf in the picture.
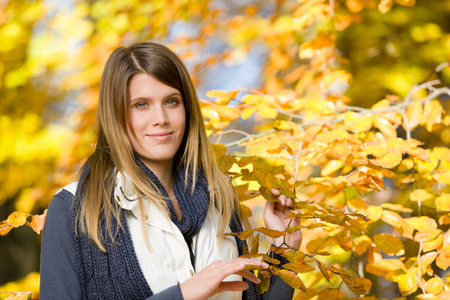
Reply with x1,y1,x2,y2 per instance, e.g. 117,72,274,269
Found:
0,221,13,236
256,227,285,238
352,235,372,256
31,214,46,234
436,251,450,270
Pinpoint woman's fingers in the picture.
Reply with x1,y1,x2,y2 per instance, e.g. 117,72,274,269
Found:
216,281,249,294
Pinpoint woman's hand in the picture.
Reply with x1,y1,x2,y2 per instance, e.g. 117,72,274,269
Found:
263,188,302,249
180,258,269,300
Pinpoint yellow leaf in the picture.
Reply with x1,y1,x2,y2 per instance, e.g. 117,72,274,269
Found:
307,237,332,254
364,206,383,222
373,233,405,256
403,101,422,131
436,250,450,270
407,216,437,232
423,234,443,253
414,229,441,242
276,269,307,291
283,262,316,273
432,147,450,161
433,172,450,185
344,112,373,133
366,259,404,276
379,0,394,14
241,107,256,120
420,251,438,268
321,160,344,176
372,99,391,109
395,0,415,7
410,189,433,202
5,294,31,300
242,94,264,105
256,104,278,119
317,129,348,143
7,211,29,227
436,194,450,212
348,198,366,211
425,277,444,295
424,100,442,131
381,203,413,213
398,269,419,296
206,89,239,105
375,152,402,169
374,117,397,139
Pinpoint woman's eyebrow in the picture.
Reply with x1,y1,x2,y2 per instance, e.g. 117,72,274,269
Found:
130,92,182,102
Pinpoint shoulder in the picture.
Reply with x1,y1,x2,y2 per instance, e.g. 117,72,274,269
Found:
47,182,79,216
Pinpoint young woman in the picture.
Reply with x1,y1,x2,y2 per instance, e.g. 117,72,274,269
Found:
40,42,301,300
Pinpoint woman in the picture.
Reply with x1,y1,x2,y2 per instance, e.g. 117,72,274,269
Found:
40,42,301,300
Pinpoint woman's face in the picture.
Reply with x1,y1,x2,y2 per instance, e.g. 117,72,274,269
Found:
127,73,186,170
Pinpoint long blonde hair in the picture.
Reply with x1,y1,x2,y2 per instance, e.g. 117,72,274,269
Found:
76,42,250,251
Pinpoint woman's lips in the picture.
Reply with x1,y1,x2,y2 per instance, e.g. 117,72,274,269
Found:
147,132,173,142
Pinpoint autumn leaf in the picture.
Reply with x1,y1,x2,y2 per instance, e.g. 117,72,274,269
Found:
31,213,46,234
373,233,405,256
283,262,316,273
257,275,270,294
397,269,419,296
0,221,13,236
410,189,433,202
256,227,286,238
436,250,450,270
7,211,29,227
375,152,402,169
276,269,307,292
424,277,444,295
353,235,372,255
395,0,415,6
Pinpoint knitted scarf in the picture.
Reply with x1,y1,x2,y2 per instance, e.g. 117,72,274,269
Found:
72,159,260,300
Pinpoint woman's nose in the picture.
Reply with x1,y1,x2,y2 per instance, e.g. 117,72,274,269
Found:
152,106,169,126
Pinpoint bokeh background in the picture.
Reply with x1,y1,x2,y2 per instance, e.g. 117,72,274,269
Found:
0,0,449,297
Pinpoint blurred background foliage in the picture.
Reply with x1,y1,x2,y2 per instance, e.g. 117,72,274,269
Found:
0,0,449,298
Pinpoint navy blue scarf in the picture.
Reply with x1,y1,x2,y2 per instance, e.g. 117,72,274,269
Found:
73,159,260,299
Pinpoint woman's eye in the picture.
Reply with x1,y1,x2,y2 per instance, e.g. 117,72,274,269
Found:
166,99,179,105
136,102,148,108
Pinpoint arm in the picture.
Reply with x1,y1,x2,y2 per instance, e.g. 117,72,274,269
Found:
40,190,80,299
40,190,184,300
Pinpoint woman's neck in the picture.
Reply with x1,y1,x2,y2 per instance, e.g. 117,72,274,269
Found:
144,160,175,196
